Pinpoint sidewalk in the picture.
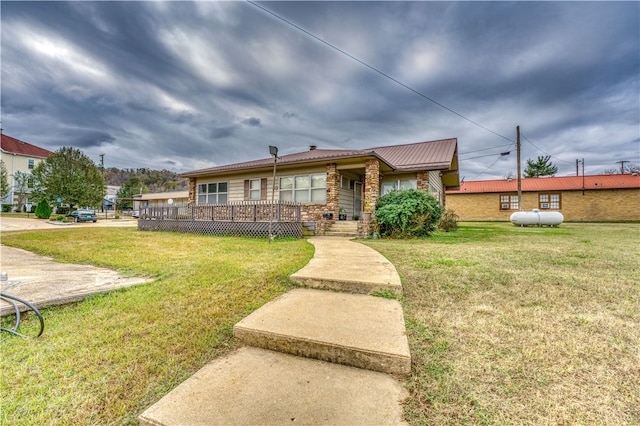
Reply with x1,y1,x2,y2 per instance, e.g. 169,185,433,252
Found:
139,237,411,426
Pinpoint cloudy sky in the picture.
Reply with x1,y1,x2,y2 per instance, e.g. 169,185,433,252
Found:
1,1,638,180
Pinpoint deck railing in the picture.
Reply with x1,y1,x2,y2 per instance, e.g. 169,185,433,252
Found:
139,201,301,222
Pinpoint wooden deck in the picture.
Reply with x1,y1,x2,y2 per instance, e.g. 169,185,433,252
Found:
137,201,303,238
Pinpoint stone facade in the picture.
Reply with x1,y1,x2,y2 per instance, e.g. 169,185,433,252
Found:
188,177,197,205
416,171,430,191
364,159,380,213
326,163,339,216
446,188,640,222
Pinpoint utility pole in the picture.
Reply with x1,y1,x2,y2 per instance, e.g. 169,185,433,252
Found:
576,159,580,176
616,160,628,174
581,158,585,195
516,125,522,211
99,154,106,216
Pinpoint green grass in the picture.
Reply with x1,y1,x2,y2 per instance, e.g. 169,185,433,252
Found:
0,228,313,425
2,223,639,425
362,222,640,425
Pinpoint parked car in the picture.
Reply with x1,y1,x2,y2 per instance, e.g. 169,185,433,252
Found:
66,210,97,223
132,210,140,218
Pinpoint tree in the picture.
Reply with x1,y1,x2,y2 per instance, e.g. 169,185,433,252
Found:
604,163,639,174
524,155,558,178
12,171,31,212
116,176,142,210
34,199,52,219
0,160,9,201
32,147,106,210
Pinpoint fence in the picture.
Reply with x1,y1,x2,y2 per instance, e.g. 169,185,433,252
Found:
137,201,303,238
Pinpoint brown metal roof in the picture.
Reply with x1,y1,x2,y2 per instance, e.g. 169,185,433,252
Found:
182,138,458,178
447,174,640,194
1,134,53,158
371,138,457,171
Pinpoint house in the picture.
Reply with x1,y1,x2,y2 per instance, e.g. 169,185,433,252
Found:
445,174,640,222
133,190,189,212
0,133,53,211
161,138,459,236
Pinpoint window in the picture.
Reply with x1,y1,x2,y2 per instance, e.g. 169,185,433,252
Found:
246,179,262,201
197,182,228,204
381,179,417,195
28,159,34,169
539,193,561,209
500,194,519,210
279,173,326,203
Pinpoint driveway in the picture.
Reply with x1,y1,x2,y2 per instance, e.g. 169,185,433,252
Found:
0,216,137,232
1,216,149,316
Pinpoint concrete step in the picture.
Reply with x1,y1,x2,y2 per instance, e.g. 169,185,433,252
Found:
290,237,403,295
233,289,411,376
138,346,408,426
323,231,357,237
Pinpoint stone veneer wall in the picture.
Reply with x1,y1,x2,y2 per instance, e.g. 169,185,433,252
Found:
188,177,197,204
326,163,339,216
364,159,380,213
416,171,430,191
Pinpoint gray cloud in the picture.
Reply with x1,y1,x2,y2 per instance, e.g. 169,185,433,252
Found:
1,1,637,178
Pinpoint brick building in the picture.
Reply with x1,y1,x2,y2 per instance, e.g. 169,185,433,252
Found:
446,174,640,222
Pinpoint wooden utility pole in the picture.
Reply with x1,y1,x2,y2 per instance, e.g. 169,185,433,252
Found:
516,125,522,210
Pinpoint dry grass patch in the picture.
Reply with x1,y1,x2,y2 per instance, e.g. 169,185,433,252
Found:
0,228,313,425
363,223,639,425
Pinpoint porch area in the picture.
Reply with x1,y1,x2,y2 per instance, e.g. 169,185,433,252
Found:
137,201,303,238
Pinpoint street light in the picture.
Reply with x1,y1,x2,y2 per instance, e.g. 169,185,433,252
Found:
268,145,278,242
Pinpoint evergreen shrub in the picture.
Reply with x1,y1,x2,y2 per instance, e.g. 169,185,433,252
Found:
375,189,443,238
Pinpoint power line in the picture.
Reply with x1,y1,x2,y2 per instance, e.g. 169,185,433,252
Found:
469,154,505,180
460,151,511,161
247,0,514,143
459,143,512,155
520,132,574,164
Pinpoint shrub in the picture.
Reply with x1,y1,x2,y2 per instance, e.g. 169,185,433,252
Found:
375,189,443,238
34,199,52,219
439,208,459,232
2,204,12,213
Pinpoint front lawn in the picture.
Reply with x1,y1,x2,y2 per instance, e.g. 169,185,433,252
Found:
363,222,639,425
0,228,313,425
1,223,638,425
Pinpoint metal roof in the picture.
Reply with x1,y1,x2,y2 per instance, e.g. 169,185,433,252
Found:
447,174,640,194
1,134,53,158
182,138,458,178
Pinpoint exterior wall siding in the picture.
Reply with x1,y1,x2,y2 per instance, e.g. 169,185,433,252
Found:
446,188,640,222
0,152,46,207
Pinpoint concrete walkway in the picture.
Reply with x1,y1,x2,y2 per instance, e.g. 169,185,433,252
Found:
139,237,411,426
0,245,151,316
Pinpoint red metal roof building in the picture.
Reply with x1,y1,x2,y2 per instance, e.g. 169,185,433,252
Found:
446,174,640,222
1,133,53,158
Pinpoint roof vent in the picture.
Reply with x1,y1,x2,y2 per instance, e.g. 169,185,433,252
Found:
309,145,317,151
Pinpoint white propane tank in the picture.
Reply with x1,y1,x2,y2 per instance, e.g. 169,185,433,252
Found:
510,209,564,226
